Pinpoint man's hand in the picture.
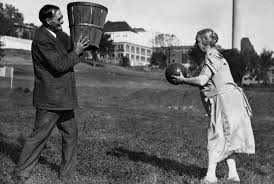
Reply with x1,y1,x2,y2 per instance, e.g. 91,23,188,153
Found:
74,36,90,56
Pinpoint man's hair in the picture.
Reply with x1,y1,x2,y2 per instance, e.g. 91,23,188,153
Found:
39,4,59,26
195,28,218,47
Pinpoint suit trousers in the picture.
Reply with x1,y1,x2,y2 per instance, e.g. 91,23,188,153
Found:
13,109,78,178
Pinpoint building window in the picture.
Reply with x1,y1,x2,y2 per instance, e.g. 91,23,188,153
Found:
131,46,135,53
141,48,145,55
126,54,129,58
172,59,175,63
147,49,152,55
182,54,187,63
136,47,140,54
141,56,145,61
136,56,140,60
126,45,130,52
131,55,135,60
146,57,150,61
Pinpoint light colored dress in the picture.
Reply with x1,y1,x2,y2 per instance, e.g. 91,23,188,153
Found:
199,49,255,164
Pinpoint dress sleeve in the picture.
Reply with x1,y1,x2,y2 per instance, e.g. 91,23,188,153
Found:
205,51,226,74
199,64,212,79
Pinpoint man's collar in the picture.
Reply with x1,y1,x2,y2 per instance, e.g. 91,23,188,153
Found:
44,27,56,38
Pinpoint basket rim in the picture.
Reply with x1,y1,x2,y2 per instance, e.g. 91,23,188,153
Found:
67,1,108,12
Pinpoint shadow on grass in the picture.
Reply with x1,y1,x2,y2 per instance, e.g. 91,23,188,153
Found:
107,147,207,180
0,132,59,173
0,132,22,163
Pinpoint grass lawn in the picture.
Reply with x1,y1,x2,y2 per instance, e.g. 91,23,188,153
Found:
0,52,273,184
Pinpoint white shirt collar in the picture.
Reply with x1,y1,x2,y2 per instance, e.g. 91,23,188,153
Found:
45,27,56,38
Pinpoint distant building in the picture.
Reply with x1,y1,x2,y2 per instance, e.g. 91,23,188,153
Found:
241,37,256,53
102,21,154,66
103,42,152,66
153,46,193,68
133,28,146,32
0,36,32,50
14,23,37,40
267,66,274,83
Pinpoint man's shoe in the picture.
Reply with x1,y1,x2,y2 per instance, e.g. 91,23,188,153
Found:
11,175,28,184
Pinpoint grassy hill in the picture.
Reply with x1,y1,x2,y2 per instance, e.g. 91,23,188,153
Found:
0,49,32,66
0,49,273,184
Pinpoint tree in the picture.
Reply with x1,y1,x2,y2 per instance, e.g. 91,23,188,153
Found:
154,33,181,65
221,49,246,85
188,45,205,76
5,4,24,23
0,3,6,61
99,33,113,55
150,51,167,69
154,33,180,48
0,8,13,36
0,40,5,62
0,3,24,36
120,56,130,67
257,49,273,84
240,49,259,78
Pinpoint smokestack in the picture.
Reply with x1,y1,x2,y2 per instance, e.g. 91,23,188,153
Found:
232,0,241,50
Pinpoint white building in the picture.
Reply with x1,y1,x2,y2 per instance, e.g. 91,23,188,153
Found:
103,21,154,66
0,36,32,51
267,66,274,83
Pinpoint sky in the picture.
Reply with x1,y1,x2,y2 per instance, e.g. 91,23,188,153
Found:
2,0,274,53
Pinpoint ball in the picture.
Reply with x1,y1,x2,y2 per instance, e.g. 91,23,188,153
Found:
165,63,187,85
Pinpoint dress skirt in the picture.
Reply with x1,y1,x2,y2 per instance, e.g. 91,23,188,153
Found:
205,84,255,164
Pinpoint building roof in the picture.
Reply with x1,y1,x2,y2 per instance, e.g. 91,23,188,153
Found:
13,23,37,30
113,41,152,49
104,21,137,33
153,45,193,50
133,28,146,32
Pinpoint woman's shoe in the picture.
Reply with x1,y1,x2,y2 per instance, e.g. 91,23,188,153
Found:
227,176,240,183
200,177,218,184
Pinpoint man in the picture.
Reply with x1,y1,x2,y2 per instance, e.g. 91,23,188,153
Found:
12,4,89,182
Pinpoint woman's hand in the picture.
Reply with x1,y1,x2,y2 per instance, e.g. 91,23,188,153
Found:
171,72,185,83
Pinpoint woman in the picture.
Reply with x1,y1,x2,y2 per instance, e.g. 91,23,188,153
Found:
173,29,255,183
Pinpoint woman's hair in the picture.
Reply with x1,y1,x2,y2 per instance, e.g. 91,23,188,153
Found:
39,4,59,26
196,29,218,47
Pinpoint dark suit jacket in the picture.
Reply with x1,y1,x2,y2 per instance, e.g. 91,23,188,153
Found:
32,26,80,110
